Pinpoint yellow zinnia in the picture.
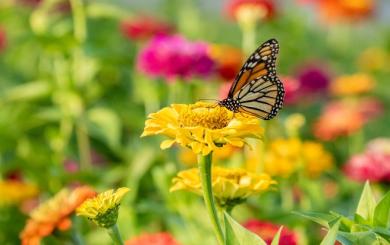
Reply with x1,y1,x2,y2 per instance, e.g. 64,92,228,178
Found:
76,187,129,228
259,138,333,178
141,102,263,156
170,167,275,207
0,180,39,207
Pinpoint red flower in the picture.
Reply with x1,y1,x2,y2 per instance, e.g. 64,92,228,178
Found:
121,16,174,41
0,27,6,52
125,232,181,245
226,0,276,22
243,219,298,245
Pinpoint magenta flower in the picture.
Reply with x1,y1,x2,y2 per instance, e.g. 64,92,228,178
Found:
343,138,390,182
136,35,215,81
296,62,330,95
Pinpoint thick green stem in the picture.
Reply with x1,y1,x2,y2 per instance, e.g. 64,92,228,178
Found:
108,224,124,245
198,153,224,245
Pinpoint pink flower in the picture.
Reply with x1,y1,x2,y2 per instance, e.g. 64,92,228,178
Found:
344,138,390,182
343,153,390,182
137,35,215,81
120,16,174,41
281,76,300,105
125,232,181,245
243,219,298,245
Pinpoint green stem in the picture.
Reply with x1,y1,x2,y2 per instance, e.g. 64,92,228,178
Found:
198,153,224,245
108,224,124,245
70,0,87,43
76,117,92,170
240,23,257,55
71,216,85,245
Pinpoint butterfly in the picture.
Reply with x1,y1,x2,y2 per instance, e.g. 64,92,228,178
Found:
218,38,284,120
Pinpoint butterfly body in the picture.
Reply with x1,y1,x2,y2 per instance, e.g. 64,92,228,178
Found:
218,38,285,120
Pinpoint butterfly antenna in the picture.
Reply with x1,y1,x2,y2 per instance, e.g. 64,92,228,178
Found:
198,98,218,102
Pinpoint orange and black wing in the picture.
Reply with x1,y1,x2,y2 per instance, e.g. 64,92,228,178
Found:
235,75,284,120
227,39,279,98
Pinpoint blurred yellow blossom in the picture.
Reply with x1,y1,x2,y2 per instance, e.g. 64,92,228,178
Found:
0,180,38,207
250,138,333,178
284,113,306,138
358,47,389,72
76,187,129,228
330,73,375,96
142,102,263,156
179,144,239,167
170,167,275,207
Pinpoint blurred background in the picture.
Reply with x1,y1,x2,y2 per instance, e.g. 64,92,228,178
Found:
0,0,389,244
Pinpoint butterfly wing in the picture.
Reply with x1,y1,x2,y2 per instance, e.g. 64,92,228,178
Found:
227,38,279,98
235,75,285,120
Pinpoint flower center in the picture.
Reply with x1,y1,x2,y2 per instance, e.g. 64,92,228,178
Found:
178,103,232,129
235,4,267,26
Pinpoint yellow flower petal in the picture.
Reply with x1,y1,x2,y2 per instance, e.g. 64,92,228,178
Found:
142,102,263,156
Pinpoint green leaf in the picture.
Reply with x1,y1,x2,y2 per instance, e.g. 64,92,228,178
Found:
293,211,339,228
374,191,390,228
356,181,377,224
224,212,267,245
271,226,283,245
320,219,340,245
0,80,51,102
87,107,122,149
337,231,379,245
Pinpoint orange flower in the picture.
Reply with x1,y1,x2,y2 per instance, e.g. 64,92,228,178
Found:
313,99,382,141
208,44,244,81
330,73,375,96
318,0,374,23
20,186,96,245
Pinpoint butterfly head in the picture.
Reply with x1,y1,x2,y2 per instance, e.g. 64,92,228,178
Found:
218,98,241,113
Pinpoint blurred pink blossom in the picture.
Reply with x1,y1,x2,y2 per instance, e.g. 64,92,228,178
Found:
296,63,330,95
137,35,215,81
343,152,390,183
281,76,300,105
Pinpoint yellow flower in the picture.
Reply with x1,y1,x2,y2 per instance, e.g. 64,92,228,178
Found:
301,142,333,177
142,102,263,156
258,138,333,178
170,167,275,207
76,187,129,228
284,113,306,138
0,180,39,206
357,48,389,72
330,73,375,96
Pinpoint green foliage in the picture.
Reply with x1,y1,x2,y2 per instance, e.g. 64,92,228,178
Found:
297,182,390,245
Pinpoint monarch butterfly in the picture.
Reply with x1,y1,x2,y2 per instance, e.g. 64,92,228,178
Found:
218,39,284,120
